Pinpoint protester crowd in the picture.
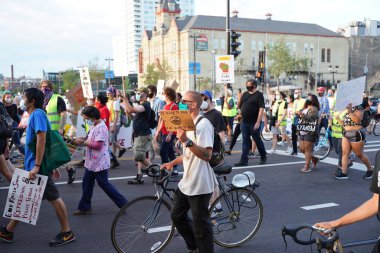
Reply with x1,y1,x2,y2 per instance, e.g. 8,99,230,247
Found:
0,79,379,252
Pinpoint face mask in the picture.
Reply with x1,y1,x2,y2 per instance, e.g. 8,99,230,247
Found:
148,93,154,99
275,95,281,100
327,93,332,97
200,100,208,110
294,94,299,99
5,98,12,104
318,93,323,97
135,94,141,101
86,120,94,126
20,99,29,111
246,86,254,91
286,98,291,103
42,87,51,95
119,99,123,103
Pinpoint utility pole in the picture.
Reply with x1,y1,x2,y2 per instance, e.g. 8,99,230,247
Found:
226,0,230,56
105,58,114,86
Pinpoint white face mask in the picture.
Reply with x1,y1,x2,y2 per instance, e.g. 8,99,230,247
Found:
286,98,291,103
275,95,281,100
19,99,27,111
200,100,208,110
5,98,12,104
294,94,299,99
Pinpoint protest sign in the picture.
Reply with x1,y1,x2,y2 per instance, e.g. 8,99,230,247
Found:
335,76,366,111
157,80,165,100
3,169,48,225
117,125,133,148
79,67,94,99
215,55,235,84
160,110,195,131
65,83,86,111
296,117,318,132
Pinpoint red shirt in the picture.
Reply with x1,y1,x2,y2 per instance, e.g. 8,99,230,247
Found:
97,104,110,129
161,102,179,135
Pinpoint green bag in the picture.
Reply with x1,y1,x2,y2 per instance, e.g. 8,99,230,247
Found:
27,111,71,176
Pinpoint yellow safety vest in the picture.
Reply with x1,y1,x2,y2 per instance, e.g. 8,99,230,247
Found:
46,94,61,131
292,98,306,123
331,110,344,138
272,100,287,126
222,97,237,117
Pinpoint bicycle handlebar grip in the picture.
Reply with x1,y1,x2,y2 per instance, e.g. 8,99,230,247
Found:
282,225,316,245
315,231,339,251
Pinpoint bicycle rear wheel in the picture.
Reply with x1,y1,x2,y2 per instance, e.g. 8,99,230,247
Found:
373,121,380,136
313,134,331,160
209,188,263,248
111,196,174,253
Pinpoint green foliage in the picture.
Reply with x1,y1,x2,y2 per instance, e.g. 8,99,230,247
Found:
142,60,172,85
88,57,105,93
61,69,80,91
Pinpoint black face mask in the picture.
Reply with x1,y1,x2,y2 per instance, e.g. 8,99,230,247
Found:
246,86,254,91
148,93,154,99
318,93,323,97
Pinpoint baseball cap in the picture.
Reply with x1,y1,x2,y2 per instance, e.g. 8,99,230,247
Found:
106,86,117,96
200,90,212,101
317,87,325,93
136,87,149,95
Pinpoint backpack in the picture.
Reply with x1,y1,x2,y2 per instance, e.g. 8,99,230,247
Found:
195,116,224,167
148,108,158,129
0,103,14,138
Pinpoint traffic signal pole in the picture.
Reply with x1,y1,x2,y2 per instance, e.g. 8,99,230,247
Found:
226,0,230,55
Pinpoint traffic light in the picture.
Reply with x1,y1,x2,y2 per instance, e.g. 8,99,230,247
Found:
231,31,241,58
256,50,265,83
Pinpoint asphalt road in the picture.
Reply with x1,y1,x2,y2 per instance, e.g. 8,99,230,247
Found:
1,135,380,253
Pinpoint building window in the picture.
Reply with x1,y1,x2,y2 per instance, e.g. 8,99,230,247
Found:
258,41,263,51
292,42,296,53
310,43,314,53
304,43,308,53
286,42,291,50
221,39,226,50
327,48,331,63
321,48,325,62
251,40,256,51
252,56,256,66
213,39,219,50
310,59,313,67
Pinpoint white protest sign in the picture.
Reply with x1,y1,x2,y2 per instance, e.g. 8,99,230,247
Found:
3,169,48,225
157,80,165,100
335,76,366,111
79,67,94,99
76,112,87,138
215,55,235,84
117,125,133,148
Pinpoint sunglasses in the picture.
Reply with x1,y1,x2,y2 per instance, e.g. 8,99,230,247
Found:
181,99,195,104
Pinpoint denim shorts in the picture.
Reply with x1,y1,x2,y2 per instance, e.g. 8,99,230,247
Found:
299,133,316,143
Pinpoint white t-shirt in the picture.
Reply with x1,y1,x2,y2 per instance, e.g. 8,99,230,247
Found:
178,115,218,196
108,100,121,127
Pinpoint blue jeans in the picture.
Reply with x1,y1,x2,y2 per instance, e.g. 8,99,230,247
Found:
160,134,176,164
78,169,127,211
240,122,267,163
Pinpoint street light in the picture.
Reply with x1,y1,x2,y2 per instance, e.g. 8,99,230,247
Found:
105,58,114,86
211,50,216,95
328,65,338,88
189,35,200,91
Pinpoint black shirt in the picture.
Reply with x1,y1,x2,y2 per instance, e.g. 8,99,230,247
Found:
132,101,152,137
203,109,227,134
240,90,265,124
5,104,19,123
57,97,67,114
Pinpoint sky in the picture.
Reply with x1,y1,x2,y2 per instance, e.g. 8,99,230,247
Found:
0,0,379,78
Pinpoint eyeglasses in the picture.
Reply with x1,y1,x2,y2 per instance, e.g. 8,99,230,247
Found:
181,99,195,104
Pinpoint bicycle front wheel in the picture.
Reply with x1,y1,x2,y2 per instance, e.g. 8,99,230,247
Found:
373,121,380,136
111,196,174,253
209,188,263,248
313,133,331,160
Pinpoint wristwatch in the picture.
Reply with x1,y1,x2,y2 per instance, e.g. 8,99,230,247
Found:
185,139,194,148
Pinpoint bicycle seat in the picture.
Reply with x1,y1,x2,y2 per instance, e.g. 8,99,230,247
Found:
213,162,232,175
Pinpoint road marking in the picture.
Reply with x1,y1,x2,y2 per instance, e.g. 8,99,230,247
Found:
301,203,339,210
364,144,380,148
366,141,380,144
364,148,380,153
147,226,172,233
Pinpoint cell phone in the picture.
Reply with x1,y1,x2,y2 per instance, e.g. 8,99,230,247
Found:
238,88,242,93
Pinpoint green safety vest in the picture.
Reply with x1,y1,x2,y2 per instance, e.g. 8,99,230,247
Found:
272,100,287,126
331,110,343,138
222,97,237,117
46,94,61,131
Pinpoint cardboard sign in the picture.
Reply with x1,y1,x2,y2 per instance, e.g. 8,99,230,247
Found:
170,80,179,91
335,76,366,111
215,55,235,84
160,110,195,131
65,83,86,111
117,125,133,148
79,67,94,99
3,169,48,225
296,118,318,132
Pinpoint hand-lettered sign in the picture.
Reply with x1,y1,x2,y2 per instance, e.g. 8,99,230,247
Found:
160,110,195,131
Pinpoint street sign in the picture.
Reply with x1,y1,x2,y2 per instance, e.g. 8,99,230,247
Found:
79,67,94,99
105,70,115,79
189,62,201,75
215,55,235,84
195,34,208,51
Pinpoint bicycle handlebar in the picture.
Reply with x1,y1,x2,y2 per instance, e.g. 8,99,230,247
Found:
282,224,339,251
142,164,176,192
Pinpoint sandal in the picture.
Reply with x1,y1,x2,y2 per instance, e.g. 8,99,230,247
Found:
300,167,311,173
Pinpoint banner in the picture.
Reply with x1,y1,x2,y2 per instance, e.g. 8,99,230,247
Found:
160,110,195,131
296,118,318,132
195,34,208,51
117,125,133,148
65,83,86,111
335,76,366,111
215,55,235,84
3,169,48,225
79,67,93,99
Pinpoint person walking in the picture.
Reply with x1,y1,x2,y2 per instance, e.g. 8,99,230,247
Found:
161,91,217,253
221,87,237,144
200,90,226,141
0,88,75,246
291,89,306,155
73,106,128,215
0,101,13,182
235,79,267,166
106,86,122,168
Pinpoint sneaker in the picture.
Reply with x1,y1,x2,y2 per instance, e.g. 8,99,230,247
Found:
277,141,284,147
225,150,232,155
286,147,293,154
267,149,276,154
128,177,144,184
334,167,342,176
248,152,256,159
111,160,120,169
74,160,85,167
363,170,373,179
210,207,223,218
335,172,349,180
234,161,248,167
290,151,298,156
67,168,76,184
73,209,92,215
0,226,13,243
49,231,75,247
259,157,267,165
348,161,354,168
118,148,127,158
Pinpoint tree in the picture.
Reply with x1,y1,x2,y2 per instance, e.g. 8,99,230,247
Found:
61,69,80,91
267,38,309,88
142,60,172,85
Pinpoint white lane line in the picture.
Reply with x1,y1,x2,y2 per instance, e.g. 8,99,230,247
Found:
147,226,172,233
364,144,380,148
301,203,339,211
366,141,380,144
364,148,380,153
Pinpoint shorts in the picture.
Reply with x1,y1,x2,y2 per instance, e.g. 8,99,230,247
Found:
0,138,7,155
343,129,365,143
299,133,317,143
42,176,60,201
133,135,152,162
224,116,234,129
109,124,121,144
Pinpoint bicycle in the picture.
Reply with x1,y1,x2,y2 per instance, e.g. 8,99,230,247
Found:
281,224,378,253
365,114,380,136
313,128,331,160
111,163,263,252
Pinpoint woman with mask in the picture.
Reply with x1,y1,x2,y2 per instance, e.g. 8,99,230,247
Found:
2,91,24,155
73,106,128,214
298,94,320,172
